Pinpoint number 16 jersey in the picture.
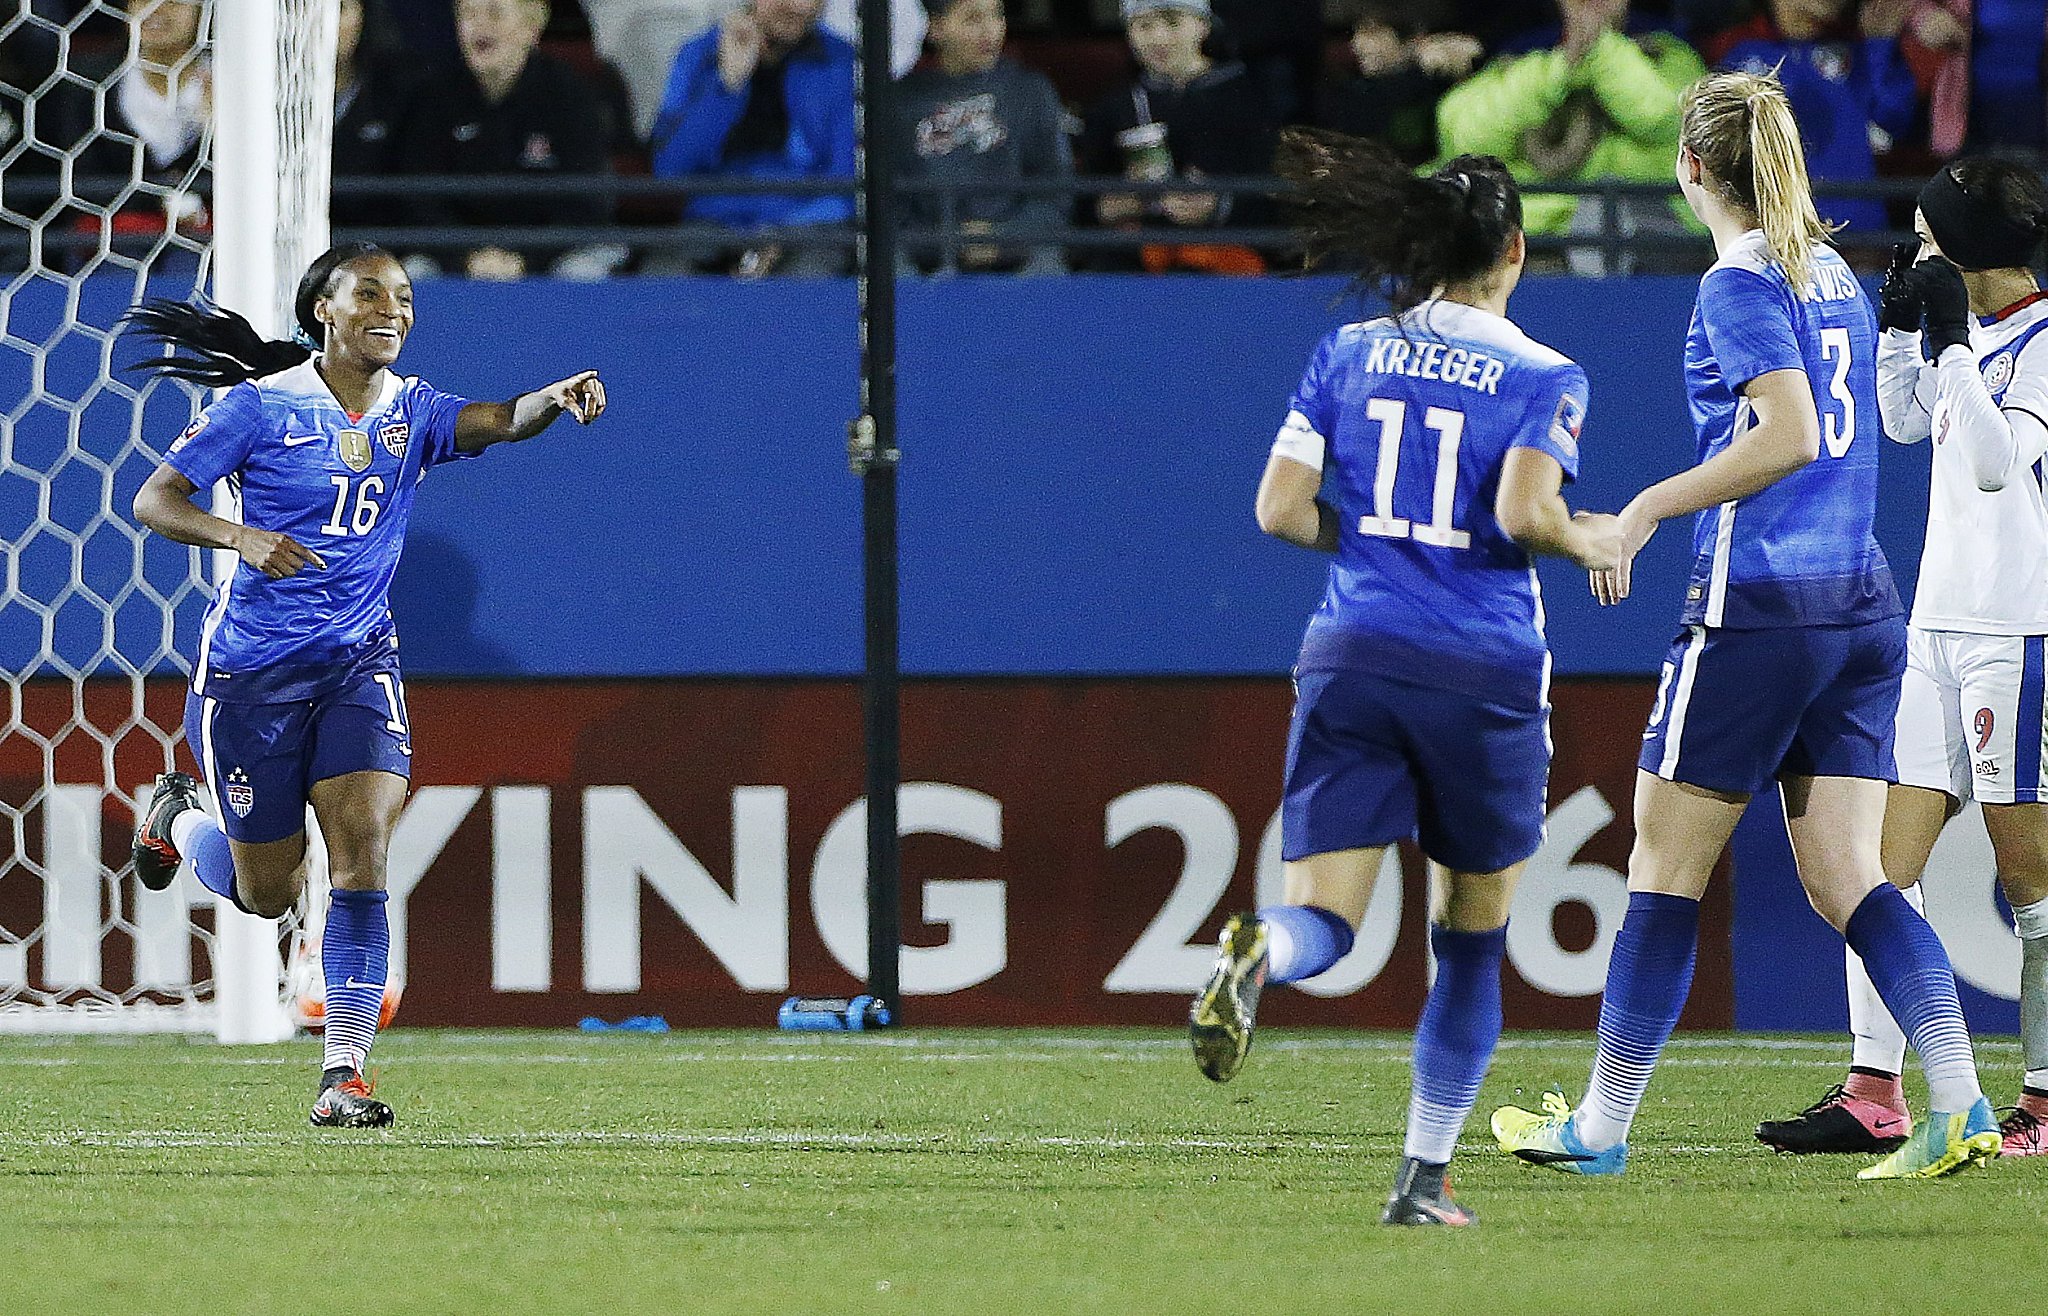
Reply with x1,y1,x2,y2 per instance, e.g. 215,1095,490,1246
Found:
165,359,474,704
1275,299,1586,712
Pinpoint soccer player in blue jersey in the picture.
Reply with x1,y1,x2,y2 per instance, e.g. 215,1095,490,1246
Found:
1187,130,1626,1227
123,242,606,1128
1491,71,2002,1180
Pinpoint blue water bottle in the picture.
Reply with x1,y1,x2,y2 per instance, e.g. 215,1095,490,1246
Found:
777,994,892,1031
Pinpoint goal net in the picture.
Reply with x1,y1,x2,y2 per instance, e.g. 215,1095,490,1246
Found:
0,0,336,1037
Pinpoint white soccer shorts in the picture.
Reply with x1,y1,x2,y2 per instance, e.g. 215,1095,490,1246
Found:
1894,627,2048,804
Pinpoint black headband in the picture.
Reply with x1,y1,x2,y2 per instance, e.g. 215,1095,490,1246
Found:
1919,167,2043,271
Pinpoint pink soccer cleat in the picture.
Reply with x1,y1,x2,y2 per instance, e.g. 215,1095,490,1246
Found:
1999,1104,2047,1157
1757,1084,1911,1154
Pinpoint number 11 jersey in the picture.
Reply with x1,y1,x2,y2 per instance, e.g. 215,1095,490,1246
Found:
1275,298,1586,712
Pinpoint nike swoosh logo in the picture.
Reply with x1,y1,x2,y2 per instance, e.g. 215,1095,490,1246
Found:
283,433,322,447
1513,1149,1596,1165
1872,1117,1904,1131
340,978,385,992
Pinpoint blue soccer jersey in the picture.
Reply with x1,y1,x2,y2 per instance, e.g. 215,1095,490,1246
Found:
164,359,474,703
1280,299,1587,711
1679,231,1901,628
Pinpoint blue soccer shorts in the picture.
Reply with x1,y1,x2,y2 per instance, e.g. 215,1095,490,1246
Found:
1282,668,1551,874
1638,617,1904,796
184,669,414,844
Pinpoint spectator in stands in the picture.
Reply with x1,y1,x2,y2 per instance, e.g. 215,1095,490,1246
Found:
399,0,617,280
895,0,1071,274
332,0,425,231
1435,0,1705,274
1704,0,1921,234
1210,0,1323,123
1899,1,2028,158
57,0,211,256
650,0,856,276
1315,0,1483,165
1077,0,1279,274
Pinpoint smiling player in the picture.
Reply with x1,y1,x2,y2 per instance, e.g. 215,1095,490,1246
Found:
123,242,605,1128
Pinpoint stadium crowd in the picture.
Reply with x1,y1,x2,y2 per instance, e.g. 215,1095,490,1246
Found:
0,0,2040,275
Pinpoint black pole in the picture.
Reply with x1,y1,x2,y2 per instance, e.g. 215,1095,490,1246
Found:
850,0,902,1022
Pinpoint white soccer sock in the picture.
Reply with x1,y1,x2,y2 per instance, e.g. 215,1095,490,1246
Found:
168,806,212,858
1847,883,1921,1075
2013,894,2048,1087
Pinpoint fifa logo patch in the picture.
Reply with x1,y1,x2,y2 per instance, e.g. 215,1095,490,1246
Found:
225,767,254,818
1551,393,1584,460
338,429,373,472
1984,350,2016,398
378,421,410,459
168,412,207,454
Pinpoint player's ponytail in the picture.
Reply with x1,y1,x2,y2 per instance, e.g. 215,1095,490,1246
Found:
121,241,397,387
1277,127,1521,315
1682,71,1834,297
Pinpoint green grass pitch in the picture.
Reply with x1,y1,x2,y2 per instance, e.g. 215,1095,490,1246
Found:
1,1029,2036,1315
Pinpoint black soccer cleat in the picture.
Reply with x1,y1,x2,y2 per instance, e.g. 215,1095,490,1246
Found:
1756,1083,1910,1155
310,1070,394,1129
132,771,203,891
1382,1157,1475,1228
1189,913,1270,1083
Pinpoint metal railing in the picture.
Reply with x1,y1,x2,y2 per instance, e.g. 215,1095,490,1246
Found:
0,172,1932,272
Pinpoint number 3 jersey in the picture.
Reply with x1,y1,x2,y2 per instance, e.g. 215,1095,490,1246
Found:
1680,230,1900,630
1274,299,1586,712
163,359,474,703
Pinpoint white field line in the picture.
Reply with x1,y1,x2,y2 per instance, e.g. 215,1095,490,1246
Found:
0,1033,2022,1069
0,1128,1730,1156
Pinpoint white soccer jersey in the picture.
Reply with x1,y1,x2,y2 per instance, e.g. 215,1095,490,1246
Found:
1878,297,2048,634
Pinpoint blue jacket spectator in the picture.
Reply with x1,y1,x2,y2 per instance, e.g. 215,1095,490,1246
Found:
1706,1,1920,234
650,0,856,230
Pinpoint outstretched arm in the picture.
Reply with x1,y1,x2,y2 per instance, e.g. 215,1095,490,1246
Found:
1495,447,1624,570
454,370,607,454
1595,367,1820,603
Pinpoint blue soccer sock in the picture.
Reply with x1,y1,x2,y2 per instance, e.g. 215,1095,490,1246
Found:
1404,922,1508,1164
1844,884,1983,1113
1575,892,1700,1151
1260,904,1354,984
169,808,251,915
321,889,390,1077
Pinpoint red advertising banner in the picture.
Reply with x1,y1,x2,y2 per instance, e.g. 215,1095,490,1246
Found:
0,678,1734,1029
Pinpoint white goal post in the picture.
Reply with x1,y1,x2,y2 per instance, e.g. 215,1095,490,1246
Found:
0,0,337,1039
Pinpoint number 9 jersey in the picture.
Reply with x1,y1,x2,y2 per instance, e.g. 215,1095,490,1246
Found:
165,359,475,704
1678,230,1901,629
1278,299,1586,714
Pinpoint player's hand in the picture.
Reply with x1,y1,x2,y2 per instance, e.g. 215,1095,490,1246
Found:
718,8,764,92
235,526,325,579
1909,256,1973,356
1589,501,1657,606
1877,239,1924,333
1571,511,1627,575
542,370,607,425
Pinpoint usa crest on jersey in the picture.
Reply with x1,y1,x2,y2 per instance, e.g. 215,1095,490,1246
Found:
224,766,254,818
377,421,409,459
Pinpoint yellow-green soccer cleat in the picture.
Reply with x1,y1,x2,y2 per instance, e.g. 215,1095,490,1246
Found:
1189,913,1269,1083
1857,1097,2002,1180
1491,1091,1628,1175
